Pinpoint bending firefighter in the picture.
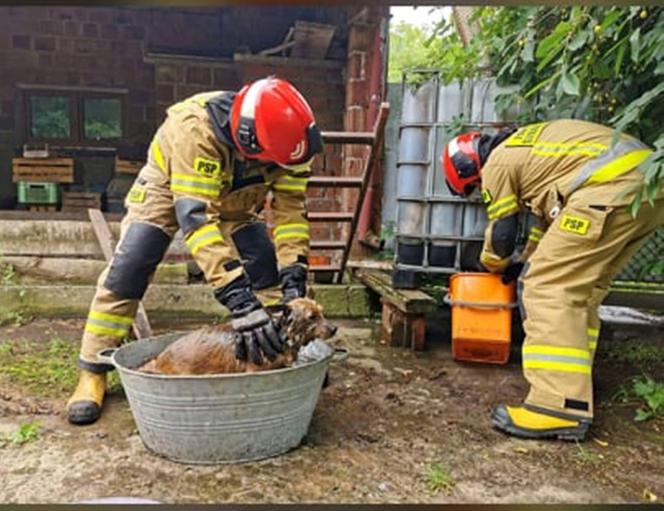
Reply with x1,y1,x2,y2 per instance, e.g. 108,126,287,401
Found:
67,77,323,425
443,119,663,440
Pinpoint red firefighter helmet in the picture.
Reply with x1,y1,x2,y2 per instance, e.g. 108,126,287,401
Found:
442,132,483,196
230,77,323,170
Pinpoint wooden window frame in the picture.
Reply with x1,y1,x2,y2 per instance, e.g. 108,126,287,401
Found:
19,86,128,147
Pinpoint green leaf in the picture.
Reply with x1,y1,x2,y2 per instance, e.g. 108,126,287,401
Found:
561,72,581,96
600,10,622,31
614,40,627,77
629,187,643,217
656,60,664,76
535,20,572,59
568,30,589,51
630,28,641,63
524,69,562,99
634,408,651,422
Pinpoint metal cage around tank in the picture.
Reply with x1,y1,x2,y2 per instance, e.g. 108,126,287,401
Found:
393,70,522,280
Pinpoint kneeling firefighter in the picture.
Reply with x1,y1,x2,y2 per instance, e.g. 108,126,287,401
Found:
67,77,323,425
442,119,663,440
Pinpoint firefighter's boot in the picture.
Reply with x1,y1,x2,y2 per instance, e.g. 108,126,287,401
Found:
491,404,589,441
66,370,107,425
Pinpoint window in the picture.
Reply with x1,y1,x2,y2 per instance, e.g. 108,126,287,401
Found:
24,89,125,144
29,95,72,139
84,98,122,140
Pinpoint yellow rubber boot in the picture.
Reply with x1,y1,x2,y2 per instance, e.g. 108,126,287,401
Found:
491,404,589,441
66,370,107,425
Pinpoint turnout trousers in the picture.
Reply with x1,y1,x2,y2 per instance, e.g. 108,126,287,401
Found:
78,163,280,372
520,190,664,421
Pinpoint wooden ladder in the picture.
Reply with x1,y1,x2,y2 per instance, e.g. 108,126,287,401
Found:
308,102,390,284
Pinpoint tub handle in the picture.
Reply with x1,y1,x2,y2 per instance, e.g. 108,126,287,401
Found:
443,294,518,310
331,347,350,363
96,348,118,367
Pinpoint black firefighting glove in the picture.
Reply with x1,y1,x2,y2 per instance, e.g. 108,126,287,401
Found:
501,261,525,284
279,264,307,304
214,273,287,364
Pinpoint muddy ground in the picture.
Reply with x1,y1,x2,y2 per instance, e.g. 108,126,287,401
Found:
0,312,662,504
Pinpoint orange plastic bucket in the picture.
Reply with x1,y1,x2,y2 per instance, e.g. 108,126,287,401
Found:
447,272,516,364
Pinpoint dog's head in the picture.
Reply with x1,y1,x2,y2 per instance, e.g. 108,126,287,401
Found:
279,298,337,348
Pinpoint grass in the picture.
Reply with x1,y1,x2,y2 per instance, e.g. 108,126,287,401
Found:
423,462,454,494
0,421,42,448
613,375,664,422
574,441,603,466
602,342,664,367
0,337,122,397
631,376,664,422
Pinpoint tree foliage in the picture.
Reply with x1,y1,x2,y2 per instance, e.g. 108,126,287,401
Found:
390,7,663,206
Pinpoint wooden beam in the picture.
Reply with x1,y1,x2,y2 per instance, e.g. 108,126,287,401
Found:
356,269,437,315
87,209,153,339
337,103,390,283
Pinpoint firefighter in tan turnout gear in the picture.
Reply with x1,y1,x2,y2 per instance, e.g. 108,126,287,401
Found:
67,77,323,425
443,119,663,440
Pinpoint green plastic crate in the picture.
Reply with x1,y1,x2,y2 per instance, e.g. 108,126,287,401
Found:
17,182,60,204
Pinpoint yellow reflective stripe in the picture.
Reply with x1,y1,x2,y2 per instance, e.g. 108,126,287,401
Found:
88,310,134,325
273,175,309,192
171,172,220,198
532,142,607,158
84,323,129,338
274,223,310,243
586,149,653,185
486,194,517,213
488,202,519,220
84,311,133,338
151,140,166,172
587,327,599,351
528,226,544,243
523,345,592,374
523,360,592,374
185,224,224,255
523,345,590,359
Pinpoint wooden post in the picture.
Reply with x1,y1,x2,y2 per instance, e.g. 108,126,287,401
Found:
87,209,153,339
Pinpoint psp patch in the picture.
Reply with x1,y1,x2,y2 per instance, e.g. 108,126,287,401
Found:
505,122,547,147
560,214,590,235
194,157,222,178
127,187,147,203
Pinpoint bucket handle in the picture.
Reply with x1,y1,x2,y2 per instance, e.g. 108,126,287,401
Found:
443,293,518,310
331,347,350,363
96,348,119,367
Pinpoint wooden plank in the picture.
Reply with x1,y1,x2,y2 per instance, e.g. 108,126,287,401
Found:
356,269,437,314
308,176,363,188
87,209,153,339
310,240,347,250
308,212,354,222
321,131,375,144
380,301,427,350
337,103,390,283
13,158,74,166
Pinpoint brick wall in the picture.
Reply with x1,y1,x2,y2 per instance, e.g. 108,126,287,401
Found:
0,6,387,254
0,6,354,209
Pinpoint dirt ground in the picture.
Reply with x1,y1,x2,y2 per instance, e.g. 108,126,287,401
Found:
0,312,662,504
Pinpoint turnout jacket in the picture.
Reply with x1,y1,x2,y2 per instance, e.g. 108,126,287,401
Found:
132,91,311,289
479,119,656,272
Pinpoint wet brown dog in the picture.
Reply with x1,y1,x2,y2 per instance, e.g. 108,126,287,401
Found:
137,298,337,375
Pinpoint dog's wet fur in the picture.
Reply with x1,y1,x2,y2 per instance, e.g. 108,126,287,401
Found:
137,298,337,375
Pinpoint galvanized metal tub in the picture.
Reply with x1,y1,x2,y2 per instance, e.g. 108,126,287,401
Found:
97,334,347,465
